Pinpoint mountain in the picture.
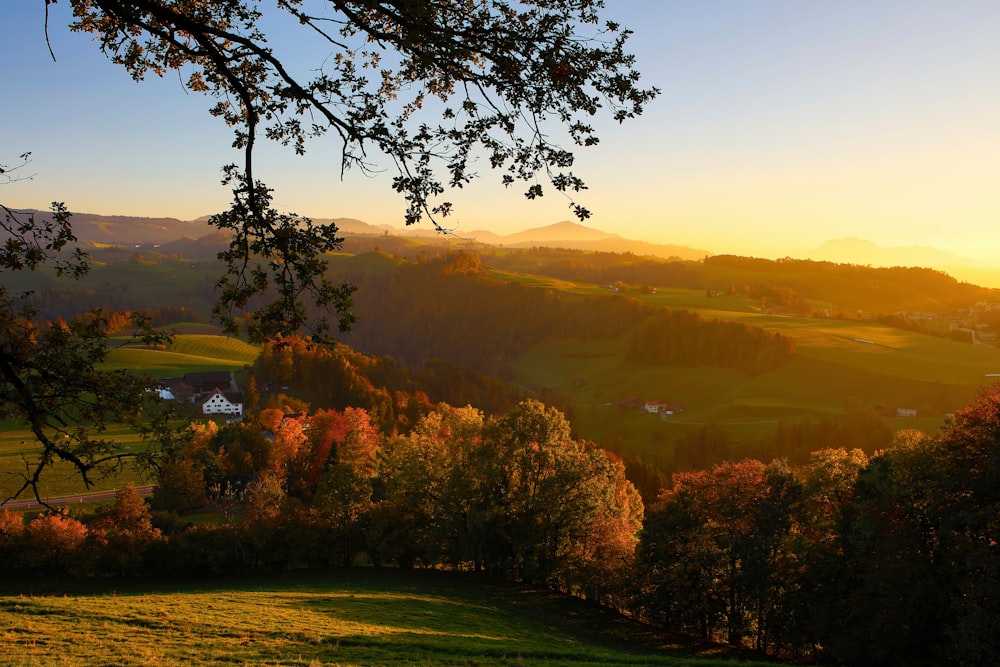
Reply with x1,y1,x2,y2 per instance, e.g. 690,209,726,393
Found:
313,217,397,235
809,238,1000,289
203,215,710,261
12,209,210,246
499,220,617,244
6,208,712,267
456,221,708,260
809,238,968,269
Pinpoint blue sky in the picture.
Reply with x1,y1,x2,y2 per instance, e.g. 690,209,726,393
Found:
2,1,999,260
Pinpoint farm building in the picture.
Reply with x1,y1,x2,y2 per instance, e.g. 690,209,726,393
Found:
159,371,244,416
199,389,244,416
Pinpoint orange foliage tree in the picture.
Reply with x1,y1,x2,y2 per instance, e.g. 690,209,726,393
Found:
25,511,89,575
89,483,162,576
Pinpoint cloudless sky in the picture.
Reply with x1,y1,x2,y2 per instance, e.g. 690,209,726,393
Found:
2,1,999,261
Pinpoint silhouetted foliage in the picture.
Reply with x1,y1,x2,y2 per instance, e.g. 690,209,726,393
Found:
0,202,174,502
60,0,656,341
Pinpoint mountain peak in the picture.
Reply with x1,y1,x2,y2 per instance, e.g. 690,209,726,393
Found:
501,220,619,244
810,237,966,269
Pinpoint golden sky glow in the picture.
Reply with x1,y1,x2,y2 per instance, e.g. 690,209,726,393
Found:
1,1,998,266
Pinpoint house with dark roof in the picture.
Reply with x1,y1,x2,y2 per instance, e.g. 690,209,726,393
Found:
158,371,244,417
200,389,243,416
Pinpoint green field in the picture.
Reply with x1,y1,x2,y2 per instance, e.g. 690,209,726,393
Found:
0,334,260,501
0,569,773,667
0,424,151,500
105,334,260,378
510,283,1000,459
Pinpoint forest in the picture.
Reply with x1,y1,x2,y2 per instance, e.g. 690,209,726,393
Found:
627,310,795,374
4,383,1000,664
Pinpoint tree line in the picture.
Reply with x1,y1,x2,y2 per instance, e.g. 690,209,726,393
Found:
251,336,547,428
704,255,990,315
337,250,651,377
637,384,1000,665
627,309,796,374
1,400,641,607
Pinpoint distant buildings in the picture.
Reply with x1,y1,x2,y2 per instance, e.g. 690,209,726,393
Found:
158,371,244,417
618,397,684,416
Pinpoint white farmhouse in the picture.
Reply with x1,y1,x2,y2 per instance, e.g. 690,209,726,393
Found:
199,389,243,416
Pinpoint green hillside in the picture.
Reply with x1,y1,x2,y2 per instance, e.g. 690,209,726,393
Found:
104,334,260,378
0,569,773,667
7,242,999,471
511,284,1000,461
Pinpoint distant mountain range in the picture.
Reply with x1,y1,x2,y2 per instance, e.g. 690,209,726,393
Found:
808,237,968,269
14,209,710,262
807,237,1000,288
301,217,709,260
10,209,999,288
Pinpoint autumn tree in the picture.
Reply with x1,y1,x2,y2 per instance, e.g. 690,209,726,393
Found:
445,400,643,588
0,508,26,573
151,420,220,511
24,510,89,575
639,459,802,650
212,424,274,485
303,407,382,565
374,404,486,568
269,415,309,478
797,448,868,546
910,387,1000,664
241,471,295,571
88,482,162,575
810,432,946,666
312,463,374,567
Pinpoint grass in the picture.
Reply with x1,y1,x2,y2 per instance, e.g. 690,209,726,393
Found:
105,334,260,378
0,424,152,500
0,334,259,500
0,569,776,667
510,283,1000,458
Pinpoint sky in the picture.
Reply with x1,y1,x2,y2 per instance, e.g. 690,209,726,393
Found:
2,1,999,262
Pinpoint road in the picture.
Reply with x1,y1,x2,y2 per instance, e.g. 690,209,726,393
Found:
1,485,155,511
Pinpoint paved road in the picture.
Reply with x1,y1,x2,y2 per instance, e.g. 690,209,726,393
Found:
1,485,155,511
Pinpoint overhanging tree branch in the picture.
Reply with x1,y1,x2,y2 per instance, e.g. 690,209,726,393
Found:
59,0,655,341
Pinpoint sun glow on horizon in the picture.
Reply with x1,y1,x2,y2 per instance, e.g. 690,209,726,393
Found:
1,1,998,269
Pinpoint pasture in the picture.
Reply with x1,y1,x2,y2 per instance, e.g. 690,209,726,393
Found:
0,424,150,501
511,283,1000,460
0,569,774,667
105,334,260,378
0,334,260,502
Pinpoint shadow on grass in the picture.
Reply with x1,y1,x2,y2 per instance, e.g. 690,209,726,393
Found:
1,568,777,666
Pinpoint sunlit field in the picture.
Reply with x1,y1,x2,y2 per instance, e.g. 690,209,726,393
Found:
104,334,259,378
0,569,777,667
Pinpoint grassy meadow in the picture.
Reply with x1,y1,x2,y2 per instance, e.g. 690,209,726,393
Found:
509,282,1000,460
0,569,773,667
106,333,260,378
0,333,260,501
0,424,151,501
